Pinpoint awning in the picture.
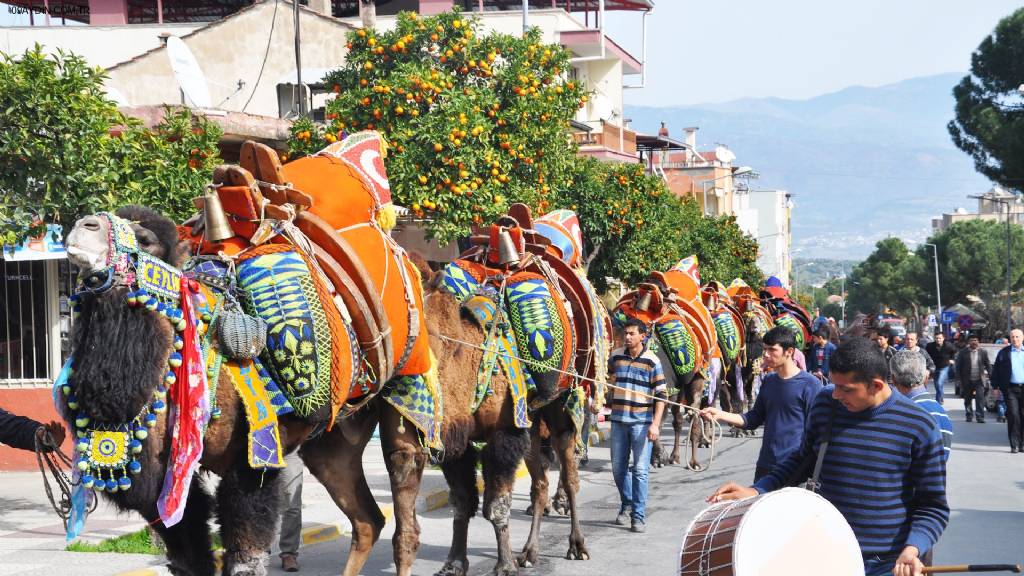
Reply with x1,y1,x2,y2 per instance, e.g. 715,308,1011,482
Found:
2,225,67,262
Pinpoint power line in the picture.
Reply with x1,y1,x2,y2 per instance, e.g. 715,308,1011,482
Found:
242,0,279,112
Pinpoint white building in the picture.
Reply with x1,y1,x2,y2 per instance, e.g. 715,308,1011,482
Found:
748,189,793,286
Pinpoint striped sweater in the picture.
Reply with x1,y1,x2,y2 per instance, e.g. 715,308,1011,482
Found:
607,346,667,425
753,386,949,558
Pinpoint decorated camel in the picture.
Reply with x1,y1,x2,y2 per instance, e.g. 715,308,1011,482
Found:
60,133,444,576
725,278,776,414
760,275,814,351
612,256,719,469
423,204,609,575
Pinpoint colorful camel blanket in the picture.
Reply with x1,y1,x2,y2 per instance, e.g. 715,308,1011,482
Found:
382,355,444,450
439,261,536,428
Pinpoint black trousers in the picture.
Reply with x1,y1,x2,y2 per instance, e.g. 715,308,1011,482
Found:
963,380,986,420
1005,385,1024,449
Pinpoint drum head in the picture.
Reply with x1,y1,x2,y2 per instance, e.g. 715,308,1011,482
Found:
733,488,863,576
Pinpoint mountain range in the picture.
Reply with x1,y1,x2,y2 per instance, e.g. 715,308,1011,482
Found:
627,72,992,259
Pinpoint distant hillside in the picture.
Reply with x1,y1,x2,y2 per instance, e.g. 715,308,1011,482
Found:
628,73,991,259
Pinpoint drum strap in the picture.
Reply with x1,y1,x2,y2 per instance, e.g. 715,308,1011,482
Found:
805,402,837,493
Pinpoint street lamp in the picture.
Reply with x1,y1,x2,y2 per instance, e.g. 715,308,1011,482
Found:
905,239,942,335
794,261,816,300
968,192,1022,333
701,166,755,216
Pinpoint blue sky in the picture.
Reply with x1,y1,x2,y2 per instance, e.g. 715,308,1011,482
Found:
602,0,1024,106
3,0,1021,105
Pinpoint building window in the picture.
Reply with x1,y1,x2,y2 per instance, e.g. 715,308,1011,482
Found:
0,259,73,387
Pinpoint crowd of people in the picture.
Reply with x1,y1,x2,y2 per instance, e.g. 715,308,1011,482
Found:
5,312,1023,575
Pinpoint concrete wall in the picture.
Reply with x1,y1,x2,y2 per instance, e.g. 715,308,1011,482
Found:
1,23,204,69
104,2,351,118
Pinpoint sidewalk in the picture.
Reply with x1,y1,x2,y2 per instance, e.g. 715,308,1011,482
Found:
0,421,610,576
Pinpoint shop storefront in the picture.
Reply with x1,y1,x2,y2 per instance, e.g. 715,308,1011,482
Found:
0,226,74,469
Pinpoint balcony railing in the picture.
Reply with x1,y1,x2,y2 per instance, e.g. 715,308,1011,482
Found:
573,122,637,155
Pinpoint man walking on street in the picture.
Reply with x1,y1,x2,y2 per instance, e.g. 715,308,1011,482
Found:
608,318,667,533
955,335,991,424
892,350,953,460
991,328,1024,452
904,332,935,387
707,337,949,576
876,328,897,364
701,326,821,482
808,328,837,383
926,332,957,405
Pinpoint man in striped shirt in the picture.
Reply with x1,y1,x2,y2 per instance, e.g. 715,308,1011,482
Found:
607,318,667,533
708,337,948,576
891,350,953,461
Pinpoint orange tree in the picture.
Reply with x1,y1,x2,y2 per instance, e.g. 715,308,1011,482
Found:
287,9,585,241
0,45,221,244
553,157,762,290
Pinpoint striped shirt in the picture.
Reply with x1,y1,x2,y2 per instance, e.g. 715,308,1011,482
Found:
753,387,949,558
608,346,667,425
907,388,953,461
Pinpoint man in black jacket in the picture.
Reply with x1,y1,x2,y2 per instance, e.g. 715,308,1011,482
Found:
990,329,1024,452
926,332,957,404
0,407,64,452
955,336,991,423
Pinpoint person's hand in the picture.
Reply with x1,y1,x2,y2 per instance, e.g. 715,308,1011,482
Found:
893,546,922,576
35,420,65,451
647,422,660,442
700,407,722,421
706,482,757,503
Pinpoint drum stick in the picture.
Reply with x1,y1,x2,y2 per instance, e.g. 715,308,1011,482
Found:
923,565,1022,573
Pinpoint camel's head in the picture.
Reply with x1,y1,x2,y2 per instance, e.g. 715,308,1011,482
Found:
66,206,185,292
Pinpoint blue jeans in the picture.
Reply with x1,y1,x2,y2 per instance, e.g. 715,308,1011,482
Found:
863,556,896,576
610,421,652,522
933,366,949,403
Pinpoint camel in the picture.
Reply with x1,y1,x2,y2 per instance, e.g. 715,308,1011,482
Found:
63,205,444,576
420,206,603,576
613,260,719,470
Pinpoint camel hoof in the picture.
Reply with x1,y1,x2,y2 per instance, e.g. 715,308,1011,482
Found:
689,460,703,471
566,542,590,561
516,549,537,568
436,560,469,576
668,451,681,465
492,562,519,576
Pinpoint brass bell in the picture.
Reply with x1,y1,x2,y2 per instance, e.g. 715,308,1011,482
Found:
496,228,520,266
636,291,653,312
202,189,234,242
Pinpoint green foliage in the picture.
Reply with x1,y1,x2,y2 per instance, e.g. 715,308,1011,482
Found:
287,9,586,241
847,237,923,316
553,158,761,290
919,219,1024,306
0,45,222,243
111,108,223,222
948,8,1024,189
67,528,163,555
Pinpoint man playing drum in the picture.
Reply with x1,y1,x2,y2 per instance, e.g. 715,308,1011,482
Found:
707,337,949,576
700,326,822,482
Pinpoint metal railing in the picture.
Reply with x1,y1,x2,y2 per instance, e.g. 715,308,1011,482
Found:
0,259,73,388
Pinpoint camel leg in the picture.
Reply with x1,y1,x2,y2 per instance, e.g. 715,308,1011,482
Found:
436,444,479,576
216,464,281,576
378,403,427,576
552,412,588,561
516,421,550,567
668,399,684,465
551,471,569,516
688,376,707,469
142,477,217,576
481,428,530,576
301,409,384,576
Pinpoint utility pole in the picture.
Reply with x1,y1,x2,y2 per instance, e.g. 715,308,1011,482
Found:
294,0,305,116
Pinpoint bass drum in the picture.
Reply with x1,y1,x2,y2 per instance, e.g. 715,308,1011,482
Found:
679,488,863,576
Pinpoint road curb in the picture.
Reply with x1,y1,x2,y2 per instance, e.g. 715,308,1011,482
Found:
418,463,528,513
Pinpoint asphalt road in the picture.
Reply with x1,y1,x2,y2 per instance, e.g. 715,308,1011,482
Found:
276,383,1024,576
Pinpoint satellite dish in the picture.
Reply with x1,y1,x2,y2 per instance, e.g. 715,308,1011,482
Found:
715,146,736,164
104,85,130,106
166,36,211,108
